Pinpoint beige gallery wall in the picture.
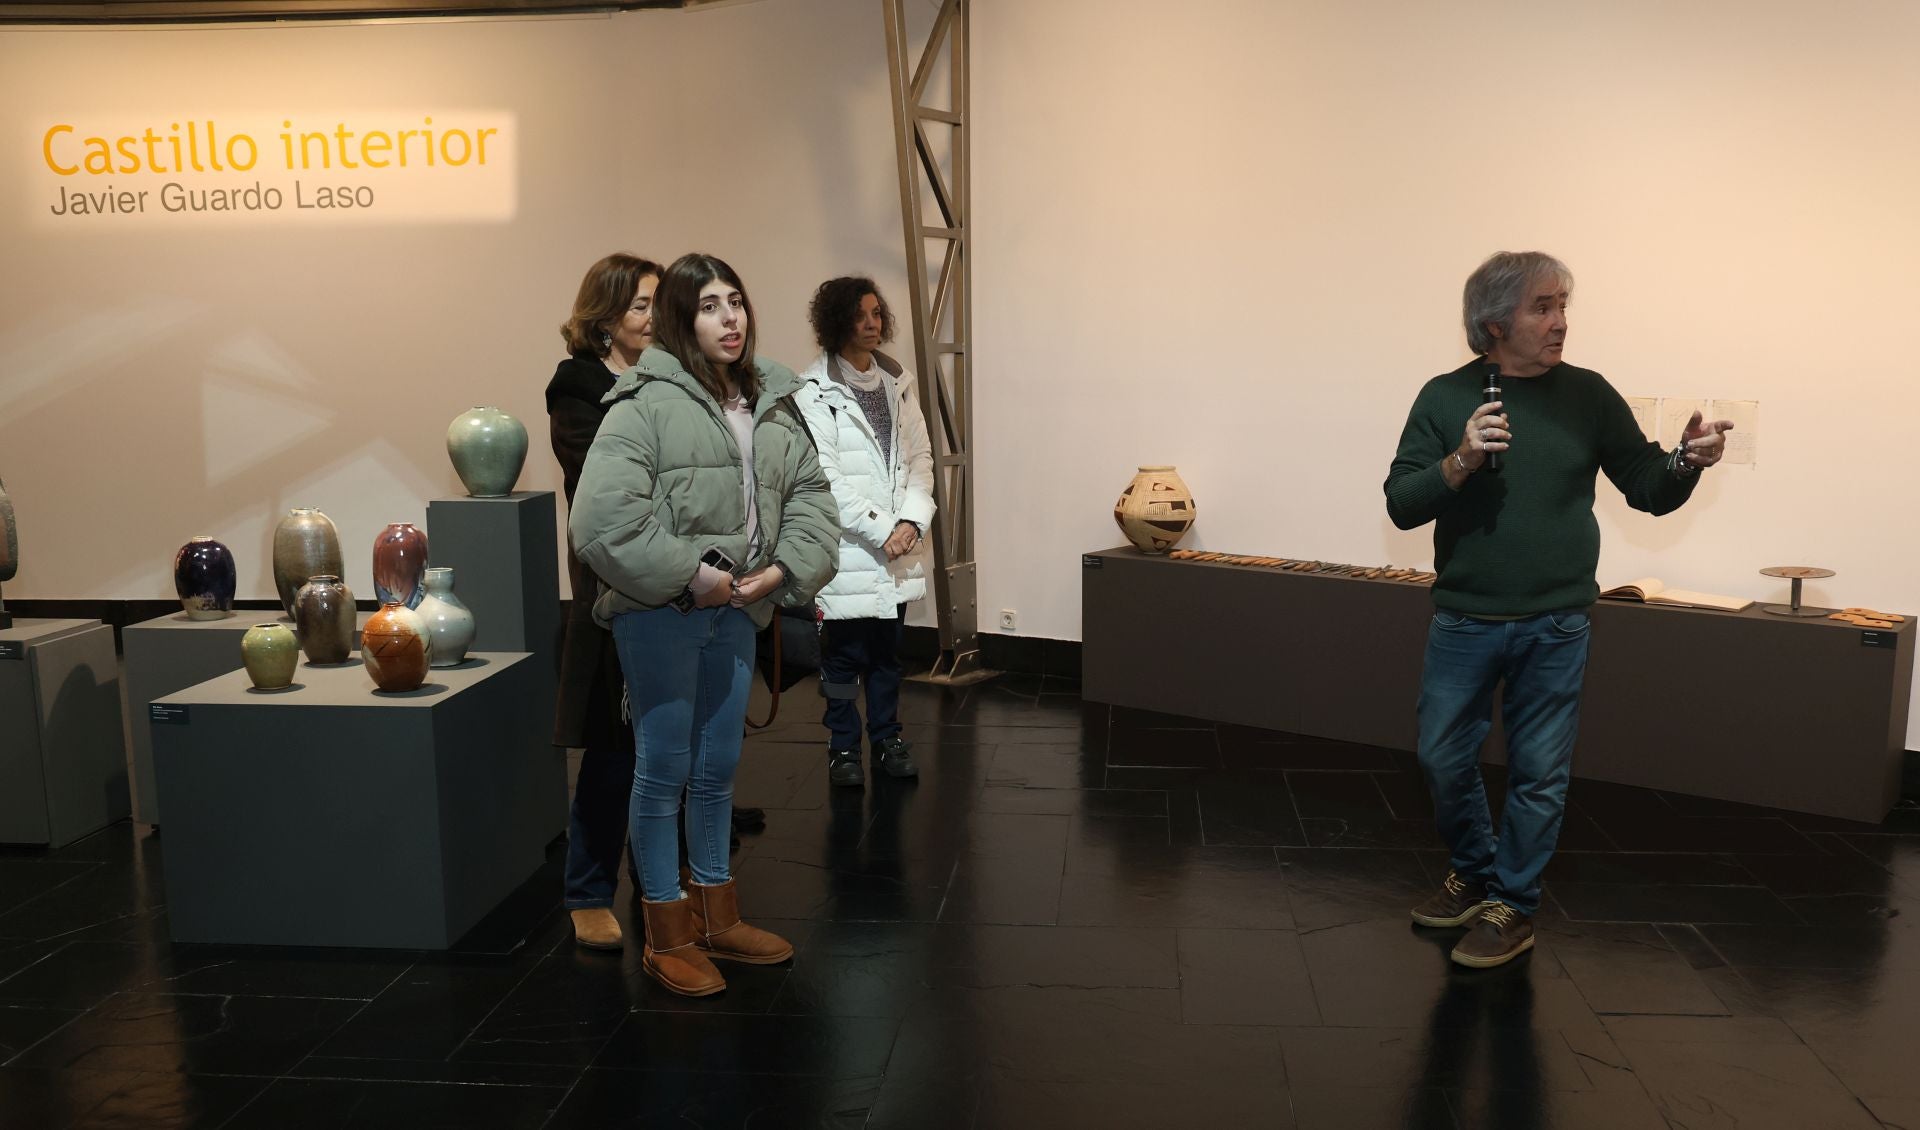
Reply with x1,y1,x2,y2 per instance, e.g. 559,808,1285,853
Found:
2,0,1916,743
969,0,1920,745
0,0,917,615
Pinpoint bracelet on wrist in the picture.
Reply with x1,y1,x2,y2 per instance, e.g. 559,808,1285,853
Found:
1452,451,1472,475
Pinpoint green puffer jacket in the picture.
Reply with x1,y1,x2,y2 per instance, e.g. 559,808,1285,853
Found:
568,346,841,630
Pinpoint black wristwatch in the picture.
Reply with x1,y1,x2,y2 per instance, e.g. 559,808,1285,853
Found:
1667,443,1699,479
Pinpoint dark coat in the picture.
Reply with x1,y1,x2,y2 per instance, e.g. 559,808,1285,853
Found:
546,353,630,751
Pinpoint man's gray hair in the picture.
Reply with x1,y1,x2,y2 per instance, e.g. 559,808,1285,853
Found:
1462,251,1573,355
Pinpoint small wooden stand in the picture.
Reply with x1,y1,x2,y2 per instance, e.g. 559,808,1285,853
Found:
1760,565,1835,618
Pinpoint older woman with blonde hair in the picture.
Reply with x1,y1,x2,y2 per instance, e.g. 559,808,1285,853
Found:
547,252,661,950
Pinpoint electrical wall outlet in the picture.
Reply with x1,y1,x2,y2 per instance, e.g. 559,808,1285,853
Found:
999,609,1018,632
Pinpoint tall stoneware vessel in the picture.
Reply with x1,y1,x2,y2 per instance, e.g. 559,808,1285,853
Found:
415,567,475,667
293,575,357,665
0,476,16,629
1113,466,1197,554
0,476,17,584
446,406,529,497
240,622,299,690
273,508,343,617
172,536,237,620
372,522,429,608
363,602,432,692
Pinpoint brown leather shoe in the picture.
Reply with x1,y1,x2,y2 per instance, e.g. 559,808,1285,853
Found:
640,897,726,996
688,878,794,965
1450,902,1534,968
1412,870,1492,928
569,907,623,951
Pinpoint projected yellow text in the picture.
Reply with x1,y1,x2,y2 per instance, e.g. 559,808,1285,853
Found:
29,112,516,226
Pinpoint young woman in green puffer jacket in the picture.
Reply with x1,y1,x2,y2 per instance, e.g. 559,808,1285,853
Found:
569,253,839,997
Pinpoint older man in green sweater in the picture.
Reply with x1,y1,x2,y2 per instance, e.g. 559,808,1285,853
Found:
1383,251,1734,968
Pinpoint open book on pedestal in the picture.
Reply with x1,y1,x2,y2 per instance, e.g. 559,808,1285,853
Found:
1600,578,1753,612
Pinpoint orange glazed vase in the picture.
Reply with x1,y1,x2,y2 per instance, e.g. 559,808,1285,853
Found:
1113,465,1197,554
362,602,433,692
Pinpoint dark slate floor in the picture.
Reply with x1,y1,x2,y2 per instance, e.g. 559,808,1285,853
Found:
4,673,1920,1128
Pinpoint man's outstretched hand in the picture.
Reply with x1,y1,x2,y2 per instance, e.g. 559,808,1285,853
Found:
1680,410,1736,469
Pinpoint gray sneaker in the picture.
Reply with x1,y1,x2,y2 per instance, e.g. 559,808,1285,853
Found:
827,750,864,789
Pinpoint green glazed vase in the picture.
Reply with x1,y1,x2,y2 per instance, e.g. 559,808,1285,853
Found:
446,406,528,498
240,622,299,690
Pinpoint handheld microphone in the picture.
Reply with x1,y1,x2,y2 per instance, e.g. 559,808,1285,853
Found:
1482,362,1503,475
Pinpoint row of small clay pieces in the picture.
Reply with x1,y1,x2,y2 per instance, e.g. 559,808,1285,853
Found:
1167,550,1435,583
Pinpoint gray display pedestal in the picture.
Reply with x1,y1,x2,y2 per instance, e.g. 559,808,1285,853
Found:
123,610,372,825
0,618,131,846
425,491,560,655
151,653,566,949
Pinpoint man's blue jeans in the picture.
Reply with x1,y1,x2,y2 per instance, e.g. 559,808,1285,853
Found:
611,604,756,903
562,742,637,910
1416,607,1592,916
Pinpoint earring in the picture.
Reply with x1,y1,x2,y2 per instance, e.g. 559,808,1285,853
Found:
600,330,613,350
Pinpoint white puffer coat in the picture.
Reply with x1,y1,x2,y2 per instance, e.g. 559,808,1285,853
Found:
793,351,937,621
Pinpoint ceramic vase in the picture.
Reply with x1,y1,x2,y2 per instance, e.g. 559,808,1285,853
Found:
293,574,357,665
1113,465,1197,554
172,536,236,620
415,566,475,667
372,522,429,609
0,476,17,584
446,406,529,497
240,622,299,690
272,508,344,617
0,476,16,629
363,601,432,692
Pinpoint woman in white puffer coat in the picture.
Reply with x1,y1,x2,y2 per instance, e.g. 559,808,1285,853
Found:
793,277,936,788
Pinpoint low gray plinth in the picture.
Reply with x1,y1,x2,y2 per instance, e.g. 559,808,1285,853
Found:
123,610,371,825
151,652,566,949
425,491,559,655
0,618,131,846
1083,545,1916,824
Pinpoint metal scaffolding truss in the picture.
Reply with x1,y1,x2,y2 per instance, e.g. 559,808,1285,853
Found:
883,0,991,685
